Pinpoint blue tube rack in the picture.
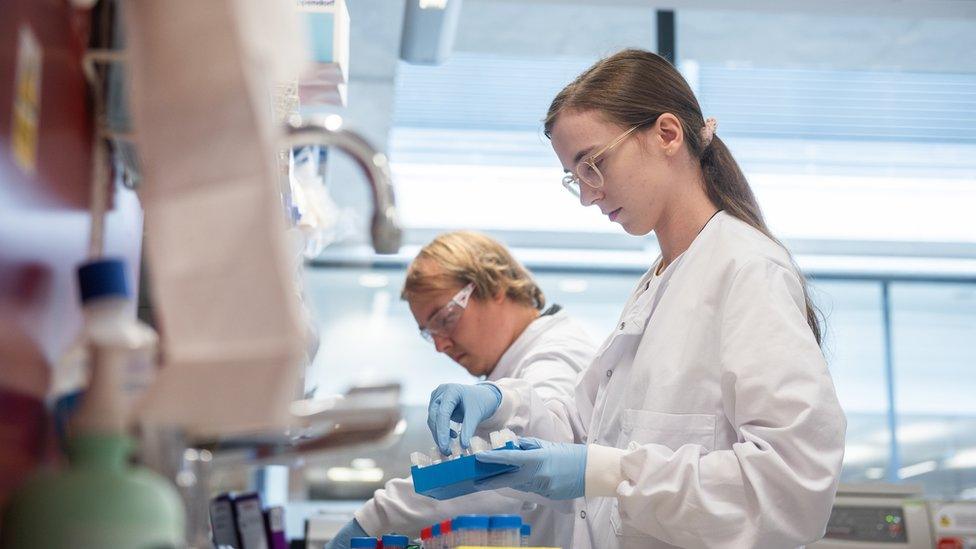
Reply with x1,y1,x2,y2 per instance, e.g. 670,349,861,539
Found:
411,441,519,500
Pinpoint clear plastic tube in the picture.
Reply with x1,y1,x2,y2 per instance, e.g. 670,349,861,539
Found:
439,519,453,549
489,515,521,547
520,524,530,547
454,515,489,547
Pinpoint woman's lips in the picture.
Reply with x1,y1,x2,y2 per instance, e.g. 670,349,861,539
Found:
608,208,622,221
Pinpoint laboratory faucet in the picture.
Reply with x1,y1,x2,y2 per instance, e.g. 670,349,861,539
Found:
281,116,403,254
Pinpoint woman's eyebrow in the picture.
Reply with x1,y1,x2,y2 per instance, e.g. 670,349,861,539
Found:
573,146,596,165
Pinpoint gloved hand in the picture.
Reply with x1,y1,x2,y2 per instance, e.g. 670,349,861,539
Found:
427,383,502,455
474,437,586,500
324,518,368,549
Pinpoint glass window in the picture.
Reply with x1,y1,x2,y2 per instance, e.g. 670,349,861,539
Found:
891,282,976,498
810,280,892,483
388,7,976,254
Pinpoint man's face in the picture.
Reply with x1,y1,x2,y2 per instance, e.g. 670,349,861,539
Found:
408,285,507,377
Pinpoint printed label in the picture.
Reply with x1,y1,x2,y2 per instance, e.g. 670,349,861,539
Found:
11,25,42,176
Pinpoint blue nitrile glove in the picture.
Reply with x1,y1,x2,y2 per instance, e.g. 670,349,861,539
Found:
324,518,368,549
474,437,586,500
427,383,502,455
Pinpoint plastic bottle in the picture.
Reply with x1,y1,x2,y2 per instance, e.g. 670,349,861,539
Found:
439,519,453,549
453,515,489,547
382,534,409,549
51,259,157,441
520,524,531,547
489,515,521,547
0,259,184,548
350,537,379,548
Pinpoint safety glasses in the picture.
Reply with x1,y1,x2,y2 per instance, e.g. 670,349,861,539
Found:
420,282,475,343
561,123,645,197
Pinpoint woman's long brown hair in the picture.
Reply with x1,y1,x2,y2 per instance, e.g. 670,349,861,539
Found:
544,49,823,345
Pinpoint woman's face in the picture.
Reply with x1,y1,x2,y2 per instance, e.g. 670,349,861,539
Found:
549,109,680,236
408,285,508,378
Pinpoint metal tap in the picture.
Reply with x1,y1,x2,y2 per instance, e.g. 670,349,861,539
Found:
282,116,403,254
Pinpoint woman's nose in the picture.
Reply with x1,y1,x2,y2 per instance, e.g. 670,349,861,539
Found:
580,183,602,206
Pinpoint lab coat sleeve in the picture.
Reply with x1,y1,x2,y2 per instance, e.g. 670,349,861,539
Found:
584,258,846,548
513,355,580,403
354,475,528,538
483,374,586,444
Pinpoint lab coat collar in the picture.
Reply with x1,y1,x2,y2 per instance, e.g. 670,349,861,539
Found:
487,309,567,382
632,210,727,299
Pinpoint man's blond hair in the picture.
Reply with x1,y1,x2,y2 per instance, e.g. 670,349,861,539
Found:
401,231,545,309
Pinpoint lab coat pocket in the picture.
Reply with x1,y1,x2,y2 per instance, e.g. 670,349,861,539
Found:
619,409,716,453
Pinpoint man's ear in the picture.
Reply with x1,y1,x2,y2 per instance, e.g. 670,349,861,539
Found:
493,287,507,304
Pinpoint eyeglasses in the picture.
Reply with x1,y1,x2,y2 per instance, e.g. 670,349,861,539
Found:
419,283,475,343
561,124,642,198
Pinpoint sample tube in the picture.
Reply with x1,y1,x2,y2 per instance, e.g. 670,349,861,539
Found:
382,534,409,549
489,515,521,547
520,524,531,547
453,515,489,547
439,519,453,549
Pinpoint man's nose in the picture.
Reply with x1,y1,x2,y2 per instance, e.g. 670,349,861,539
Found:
432,334,452,353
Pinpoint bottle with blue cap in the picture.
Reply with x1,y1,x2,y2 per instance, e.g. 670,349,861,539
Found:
1,258,184,547
489,515,521,547
381,534,409,548
350,536,378,548
52,258,158,437
453,514,489,547
520,523,531,547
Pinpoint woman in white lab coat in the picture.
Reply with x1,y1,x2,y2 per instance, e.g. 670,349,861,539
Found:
327,231,595,548
426,49,847,549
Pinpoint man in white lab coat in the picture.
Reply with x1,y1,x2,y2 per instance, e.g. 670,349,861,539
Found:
326,231,596,548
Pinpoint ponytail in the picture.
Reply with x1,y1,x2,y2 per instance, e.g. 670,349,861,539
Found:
700,135,823,345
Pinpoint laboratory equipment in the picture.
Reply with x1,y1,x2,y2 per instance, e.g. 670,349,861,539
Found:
411,436,520,500
440,519,453,549
809,483,933,549
382,534,410,548
928,499,976,549
264,506,289,549
520,523,531,547
350,537,378,548
264,505,288,549
453,515,489,547
489,515,522,547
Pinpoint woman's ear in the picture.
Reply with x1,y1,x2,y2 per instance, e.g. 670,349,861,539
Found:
655,113,684,156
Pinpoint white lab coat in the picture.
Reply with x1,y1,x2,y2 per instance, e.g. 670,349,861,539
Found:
354,309,596,547
485,211,847,549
